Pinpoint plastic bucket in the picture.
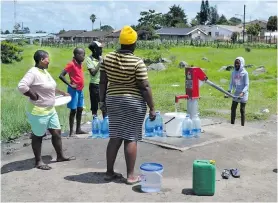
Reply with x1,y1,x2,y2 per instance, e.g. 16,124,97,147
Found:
140,163,164,193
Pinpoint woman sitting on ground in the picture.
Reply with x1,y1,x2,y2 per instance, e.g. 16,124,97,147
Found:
18,50,75,170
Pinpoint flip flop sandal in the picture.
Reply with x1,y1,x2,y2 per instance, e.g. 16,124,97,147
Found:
126,176,141,185
230,168,240,178
104,172,123,181
56,156,76,162
36,165,52,170
221,169,230,179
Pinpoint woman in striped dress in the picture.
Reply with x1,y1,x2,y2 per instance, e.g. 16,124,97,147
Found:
99,26,156,184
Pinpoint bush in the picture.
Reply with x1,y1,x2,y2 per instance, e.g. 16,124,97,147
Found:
17,39,29,46
1,41,23,64
143,50,162,64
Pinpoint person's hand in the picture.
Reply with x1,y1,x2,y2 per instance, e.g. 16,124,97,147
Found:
61,92,70,96
224,94,229,98
70,84,77,89
239,92,244,97
99,102,106,112
99,56,103,63
149,109,156,121
30,92,39,101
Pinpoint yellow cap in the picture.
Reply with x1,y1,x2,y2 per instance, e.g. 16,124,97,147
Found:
209,160,216,165
119,26,137,45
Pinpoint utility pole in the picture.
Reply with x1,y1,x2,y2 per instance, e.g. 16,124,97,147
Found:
243,4,246,43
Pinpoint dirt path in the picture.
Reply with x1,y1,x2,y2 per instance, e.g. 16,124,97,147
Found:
1,116,277,202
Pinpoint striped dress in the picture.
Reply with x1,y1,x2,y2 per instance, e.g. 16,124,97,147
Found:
100,50,148,141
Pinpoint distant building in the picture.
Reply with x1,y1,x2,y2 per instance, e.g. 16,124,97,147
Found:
0,33,57,44
207,25,243,40
75,31,110,43
155,27,208,40
57,30,86,41
238,19,268,36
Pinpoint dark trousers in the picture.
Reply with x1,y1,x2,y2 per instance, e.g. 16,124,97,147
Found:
231,101,246,126
89,83,100,115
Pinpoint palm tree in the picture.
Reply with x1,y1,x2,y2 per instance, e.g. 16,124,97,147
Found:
90,14,96,30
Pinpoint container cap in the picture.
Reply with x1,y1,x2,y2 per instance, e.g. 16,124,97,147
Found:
140,163,163,172
209,160,216,165
155,111,160,115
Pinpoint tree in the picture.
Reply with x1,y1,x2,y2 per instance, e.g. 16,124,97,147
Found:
59,29,66,34
198,0,207,25
163,4,188,27
13,23,20,33
90,14,96,30
100,25,114,32
190,18,199,27
208,6,219,25
231,32,239,43
229,17,242,25
246,23,261,36
4,30,10,34
175,23,189,28
23,27,30,34
205,0,210,23
267,16,277,31
138,9,164,29
36,30,47,33
136,25,155,40
217,14,228,25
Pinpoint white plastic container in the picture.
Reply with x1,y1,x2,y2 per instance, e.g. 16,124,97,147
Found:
164,112,186,137
140,163,164,193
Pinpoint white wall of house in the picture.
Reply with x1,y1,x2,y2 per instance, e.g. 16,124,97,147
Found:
190,29,208,40
208,26,233,40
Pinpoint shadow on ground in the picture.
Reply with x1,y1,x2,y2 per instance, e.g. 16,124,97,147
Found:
1,155,52,174
182,188,195,196
132,185,172,194
273,169,277,173
64,172,125,184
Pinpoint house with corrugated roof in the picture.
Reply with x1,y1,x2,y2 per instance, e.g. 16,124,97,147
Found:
57,30,86,41
75,31,110,43
155,27,208,40
208,25,243,40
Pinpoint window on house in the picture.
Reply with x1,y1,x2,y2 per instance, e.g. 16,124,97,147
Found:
215,32,219,37
208,32,211,36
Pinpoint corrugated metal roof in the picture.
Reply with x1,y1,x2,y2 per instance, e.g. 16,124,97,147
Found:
216,25,243,32
58,30,86,37
75,31,110,38
156,27,195,35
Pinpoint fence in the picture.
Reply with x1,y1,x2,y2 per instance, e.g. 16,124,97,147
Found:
40,38,277,49
247,35,277,44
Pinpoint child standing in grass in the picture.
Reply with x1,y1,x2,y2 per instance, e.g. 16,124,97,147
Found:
226,56,249,126
59,48,87,136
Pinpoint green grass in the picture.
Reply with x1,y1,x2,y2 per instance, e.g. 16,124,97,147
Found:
1,45,277,140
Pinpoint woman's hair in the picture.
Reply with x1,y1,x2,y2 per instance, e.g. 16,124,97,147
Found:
34,50,48,64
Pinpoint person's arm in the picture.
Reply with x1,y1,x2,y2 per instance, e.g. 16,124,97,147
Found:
228,72,234,93
55,88,69,96
18,70,39,101
241,72,249,96
59,68,77,89
87,56,103,76
135,60,156,120
99,59,108,115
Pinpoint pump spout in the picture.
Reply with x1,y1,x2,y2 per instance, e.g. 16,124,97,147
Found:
205,79,241,99
175,95,189,103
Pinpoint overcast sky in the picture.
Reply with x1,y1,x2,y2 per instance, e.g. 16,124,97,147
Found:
1,0,277,33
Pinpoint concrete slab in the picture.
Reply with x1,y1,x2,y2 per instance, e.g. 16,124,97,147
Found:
142,123,266,152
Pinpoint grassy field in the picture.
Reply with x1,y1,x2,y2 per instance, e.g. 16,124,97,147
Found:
1,45,277,140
